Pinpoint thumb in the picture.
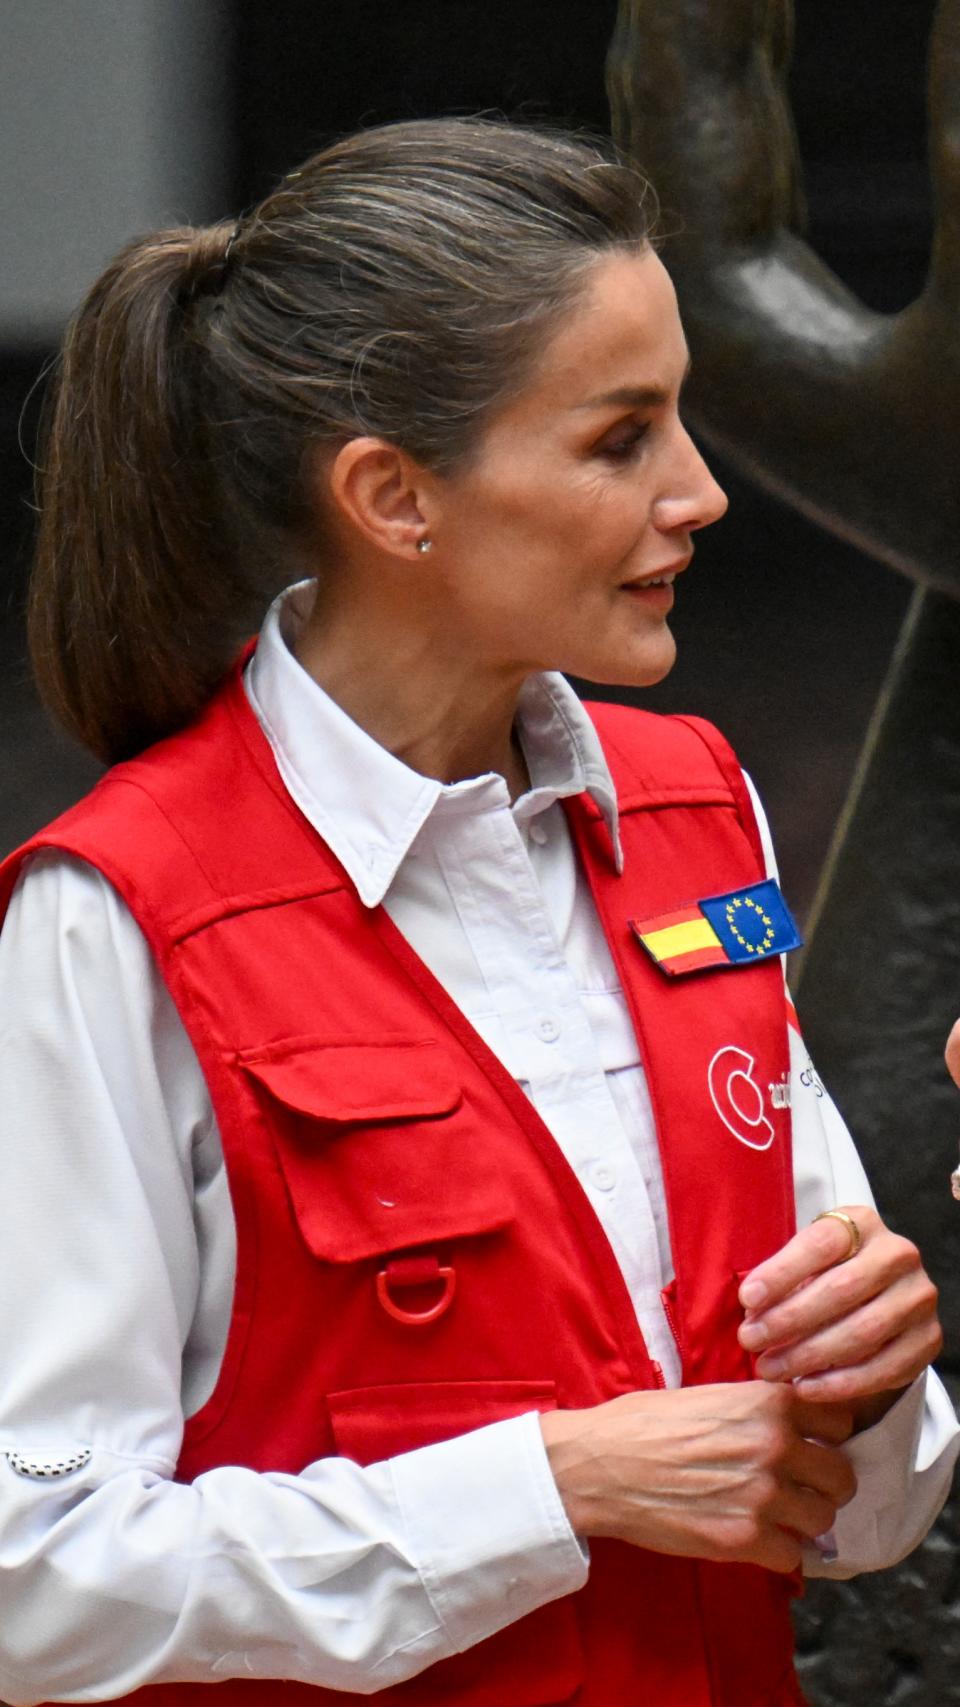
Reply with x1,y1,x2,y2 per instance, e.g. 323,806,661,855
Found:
946,1020,960,1091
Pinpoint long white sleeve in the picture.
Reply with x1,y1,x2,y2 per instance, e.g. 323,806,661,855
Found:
0,854,585,1705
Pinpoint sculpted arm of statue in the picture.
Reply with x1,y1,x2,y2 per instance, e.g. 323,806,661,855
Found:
607,0,960,595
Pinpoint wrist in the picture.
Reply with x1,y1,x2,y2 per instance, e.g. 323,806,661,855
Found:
539,1408,597,1538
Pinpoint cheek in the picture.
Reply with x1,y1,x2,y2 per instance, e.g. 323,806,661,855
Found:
450,505,569,581
521,480,634,560
461,441,592,531
567,458,654,531
446,449,650,571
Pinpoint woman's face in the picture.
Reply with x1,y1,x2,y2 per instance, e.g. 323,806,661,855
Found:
431,247,728,688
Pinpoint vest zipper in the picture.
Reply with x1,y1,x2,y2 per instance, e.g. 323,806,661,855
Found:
661,1281,683,1361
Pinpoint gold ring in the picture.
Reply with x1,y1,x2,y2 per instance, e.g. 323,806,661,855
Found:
813,1209,862,1262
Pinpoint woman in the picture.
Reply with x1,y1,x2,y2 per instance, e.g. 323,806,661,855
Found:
0,119,955,1707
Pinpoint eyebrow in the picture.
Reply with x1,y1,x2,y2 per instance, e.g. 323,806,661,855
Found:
577,357,693,412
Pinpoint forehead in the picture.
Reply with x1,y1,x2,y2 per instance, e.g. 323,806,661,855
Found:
523,249,687,411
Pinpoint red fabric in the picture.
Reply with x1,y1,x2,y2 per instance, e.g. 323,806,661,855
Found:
2,674,804,1707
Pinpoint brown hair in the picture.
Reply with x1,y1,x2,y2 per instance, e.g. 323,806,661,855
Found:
29,118,657,763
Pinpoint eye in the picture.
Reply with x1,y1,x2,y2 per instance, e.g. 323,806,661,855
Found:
597,421,651,463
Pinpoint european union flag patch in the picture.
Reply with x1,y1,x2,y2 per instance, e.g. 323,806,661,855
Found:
631,879,803,978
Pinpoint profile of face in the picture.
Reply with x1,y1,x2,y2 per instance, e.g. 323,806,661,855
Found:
425,247,729,689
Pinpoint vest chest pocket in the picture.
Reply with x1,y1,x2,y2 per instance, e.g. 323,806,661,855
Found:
241,1038,515,1272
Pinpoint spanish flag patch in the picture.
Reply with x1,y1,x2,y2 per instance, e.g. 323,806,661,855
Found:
631,879,802,977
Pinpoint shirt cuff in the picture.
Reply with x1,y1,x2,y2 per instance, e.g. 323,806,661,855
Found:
804,1372,958,1578
388,1411,588,1654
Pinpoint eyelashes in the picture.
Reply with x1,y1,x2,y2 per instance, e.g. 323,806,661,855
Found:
599,421,651,462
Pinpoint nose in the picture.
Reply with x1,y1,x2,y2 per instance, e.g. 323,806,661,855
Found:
652,425,729,536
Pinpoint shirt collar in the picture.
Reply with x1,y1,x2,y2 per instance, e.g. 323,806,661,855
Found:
245,580,623,907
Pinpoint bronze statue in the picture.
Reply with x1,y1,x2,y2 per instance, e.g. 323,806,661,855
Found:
608,0,959,591
608,4,960,1701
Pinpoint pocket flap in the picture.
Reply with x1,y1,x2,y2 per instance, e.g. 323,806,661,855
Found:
241,1037,463,1122
326,1381,584,1706
328,1379,559,1462
242,1039,514,1262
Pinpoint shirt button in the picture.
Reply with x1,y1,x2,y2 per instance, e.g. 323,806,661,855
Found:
591,1163,617,1192
528,821,548,846
537,1016,561,1043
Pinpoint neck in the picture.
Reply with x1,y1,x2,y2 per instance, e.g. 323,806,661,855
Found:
293,589,533,801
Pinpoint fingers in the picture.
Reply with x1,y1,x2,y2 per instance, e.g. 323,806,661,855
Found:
786,1437,858,1511
758,1458,853,1556
789,1398,855,1446
755,1531,805,1575
540,1381,855,1572
946,1018,960,1091
772,1485,843,1545
747,1264,937,1383
765,1421,858,1553
756,1273,938,1384
738,1206,881,1315
747,1418,857,1560
791,1318,944,1404
739,1211,942,1405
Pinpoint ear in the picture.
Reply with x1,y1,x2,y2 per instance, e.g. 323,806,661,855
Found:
326,436,434,558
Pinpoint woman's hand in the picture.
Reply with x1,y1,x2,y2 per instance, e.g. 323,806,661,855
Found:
946,1019,960,1090
540,1383,855,1574
737,1207,942,1430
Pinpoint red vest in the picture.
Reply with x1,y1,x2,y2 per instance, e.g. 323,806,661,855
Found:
1,670,804,1707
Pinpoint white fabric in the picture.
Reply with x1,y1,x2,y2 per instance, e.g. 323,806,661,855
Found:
0,580,955,1703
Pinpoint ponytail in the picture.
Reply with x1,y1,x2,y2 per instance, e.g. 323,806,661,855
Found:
29,222,271,763
29,120,656,765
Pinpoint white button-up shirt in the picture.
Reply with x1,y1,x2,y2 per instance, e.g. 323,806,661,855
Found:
0,581,956,1703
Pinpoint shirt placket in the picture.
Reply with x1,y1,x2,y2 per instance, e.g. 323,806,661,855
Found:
431,794,682,1385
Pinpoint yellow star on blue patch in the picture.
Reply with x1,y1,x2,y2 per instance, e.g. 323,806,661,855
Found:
699,880,802,965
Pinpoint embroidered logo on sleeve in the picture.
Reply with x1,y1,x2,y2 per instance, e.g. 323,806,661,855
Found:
5,1448,92,1479
631,879,802,977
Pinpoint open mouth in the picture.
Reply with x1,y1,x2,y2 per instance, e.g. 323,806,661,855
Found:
621,568,680,600
620,553,692,600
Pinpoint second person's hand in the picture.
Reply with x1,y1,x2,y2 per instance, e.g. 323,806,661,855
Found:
946,1020,960,1090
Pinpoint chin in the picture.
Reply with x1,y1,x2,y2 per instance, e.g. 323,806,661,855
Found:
567,634,677,692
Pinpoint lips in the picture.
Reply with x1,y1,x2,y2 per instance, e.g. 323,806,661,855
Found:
621,554,692,591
